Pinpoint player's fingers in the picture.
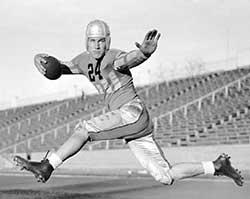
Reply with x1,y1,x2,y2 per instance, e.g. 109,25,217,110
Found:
135,42,141,49
34,60,46,74
35,55,47,68
155,32,161,41
35,53,48,64
34,56,45,69
37,66,46,75
39,53,49,57
38,53,49,59
35,60,46,71
149,29,157,40
145,30,152,40
39,57,48,64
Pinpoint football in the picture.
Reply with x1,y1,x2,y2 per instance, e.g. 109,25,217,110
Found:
42,56,62,80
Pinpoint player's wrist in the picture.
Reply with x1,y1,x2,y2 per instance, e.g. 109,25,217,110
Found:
139,49,151,59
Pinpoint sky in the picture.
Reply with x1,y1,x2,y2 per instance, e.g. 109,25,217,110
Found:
0,0,250,108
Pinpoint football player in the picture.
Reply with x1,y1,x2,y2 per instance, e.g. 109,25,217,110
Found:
14,20,243,186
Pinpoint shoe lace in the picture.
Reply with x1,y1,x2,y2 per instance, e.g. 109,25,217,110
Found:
41,150,50,162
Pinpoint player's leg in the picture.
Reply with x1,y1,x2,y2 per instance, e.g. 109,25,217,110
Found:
168,162,208,180
53,121,90,162
169,153,243,186
127,134,173,185
14,98,151,182
127,134,244,186
86,98,153,141
14,120,90,182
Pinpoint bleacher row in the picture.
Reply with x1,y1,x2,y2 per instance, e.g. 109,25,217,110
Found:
0,65,250,154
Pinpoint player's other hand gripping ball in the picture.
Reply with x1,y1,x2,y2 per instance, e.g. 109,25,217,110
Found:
42,56,62,80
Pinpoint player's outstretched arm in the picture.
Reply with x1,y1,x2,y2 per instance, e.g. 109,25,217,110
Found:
34,54,80,75
114,30,161,70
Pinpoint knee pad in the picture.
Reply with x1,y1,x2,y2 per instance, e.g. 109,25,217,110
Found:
74,120,89,140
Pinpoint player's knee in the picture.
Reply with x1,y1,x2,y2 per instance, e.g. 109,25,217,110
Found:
74,120,89,140
154,171,174,185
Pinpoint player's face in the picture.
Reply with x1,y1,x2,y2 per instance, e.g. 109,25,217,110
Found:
88,37,107,59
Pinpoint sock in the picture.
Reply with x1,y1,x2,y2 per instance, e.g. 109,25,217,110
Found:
48,153,63,169
202,161,215,175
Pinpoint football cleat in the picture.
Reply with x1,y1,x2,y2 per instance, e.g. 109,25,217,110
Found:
213,153,244,186
13,155,54,183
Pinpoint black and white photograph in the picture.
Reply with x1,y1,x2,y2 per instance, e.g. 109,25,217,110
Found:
0,0,249,198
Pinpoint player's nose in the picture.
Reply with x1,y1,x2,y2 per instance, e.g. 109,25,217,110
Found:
94,41,100,49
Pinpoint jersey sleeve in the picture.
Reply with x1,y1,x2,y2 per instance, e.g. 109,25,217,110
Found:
60,52,87,75
60,60,81,74
113,49,149,70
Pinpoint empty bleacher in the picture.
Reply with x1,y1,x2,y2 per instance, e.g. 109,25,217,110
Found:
1,65,250,153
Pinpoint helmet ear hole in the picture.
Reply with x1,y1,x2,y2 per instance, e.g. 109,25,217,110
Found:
85,19,111,51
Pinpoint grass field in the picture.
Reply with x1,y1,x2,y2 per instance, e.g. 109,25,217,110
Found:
0,172,249,199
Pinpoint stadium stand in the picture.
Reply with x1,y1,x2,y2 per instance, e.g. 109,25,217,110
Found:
0,65,250,154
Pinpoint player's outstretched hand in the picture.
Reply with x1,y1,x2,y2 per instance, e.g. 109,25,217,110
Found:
135,29,161,57
34,53,49,75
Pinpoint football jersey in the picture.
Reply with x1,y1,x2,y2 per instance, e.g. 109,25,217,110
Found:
71,49,148,110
